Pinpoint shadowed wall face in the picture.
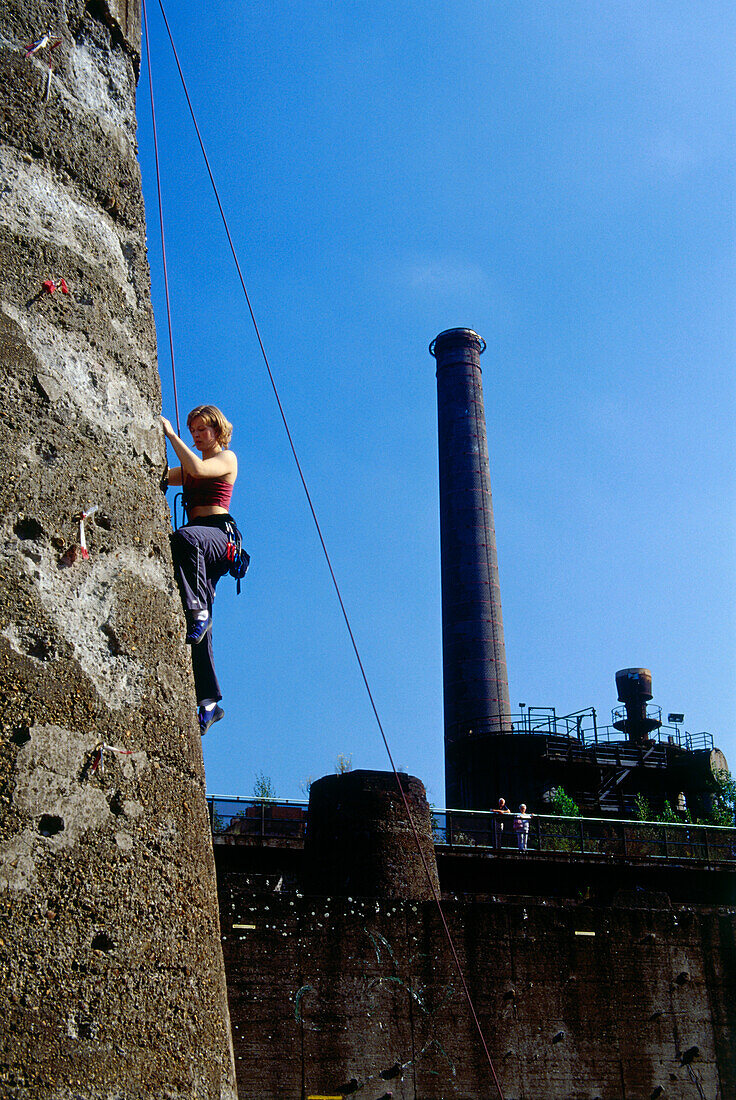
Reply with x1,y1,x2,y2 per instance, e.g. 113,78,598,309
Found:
0,2,235,1095
218,882,736,1100
432,329,510,807
302,770,440,900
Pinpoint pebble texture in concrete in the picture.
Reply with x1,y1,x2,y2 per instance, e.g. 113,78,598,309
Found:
0,2,236,1096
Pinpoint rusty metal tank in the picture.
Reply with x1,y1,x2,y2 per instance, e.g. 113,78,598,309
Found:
613,668,662,742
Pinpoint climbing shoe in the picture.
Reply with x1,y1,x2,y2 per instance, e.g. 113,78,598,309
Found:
199,704,224,736
186,613,212,645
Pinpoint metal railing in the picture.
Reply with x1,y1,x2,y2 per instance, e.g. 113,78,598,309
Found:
432,808,736,864
591,722,713,753
207,796,736,865
446,708,714,752
209,795,308,842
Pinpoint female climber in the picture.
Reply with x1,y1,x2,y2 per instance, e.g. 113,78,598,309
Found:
161,405,240,736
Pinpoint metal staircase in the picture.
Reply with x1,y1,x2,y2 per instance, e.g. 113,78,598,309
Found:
543,736,670,813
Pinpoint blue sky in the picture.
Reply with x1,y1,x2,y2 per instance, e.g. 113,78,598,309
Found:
139,1,736,803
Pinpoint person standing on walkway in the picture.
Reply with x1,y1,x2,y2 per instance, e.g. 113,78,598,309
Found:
494,797,511,847
513,804,531,852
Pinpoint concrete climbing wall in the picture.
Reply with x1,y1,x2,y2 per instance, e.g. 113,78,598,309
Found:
218,876,736,1100
0,2,237,1096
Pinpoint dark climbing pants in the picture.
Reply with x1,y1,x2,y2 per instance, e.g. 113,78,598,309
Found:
171,515,233,705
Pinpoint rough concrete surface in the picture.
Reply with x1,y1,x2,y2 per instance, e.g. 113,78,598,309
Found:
0,2,236,1096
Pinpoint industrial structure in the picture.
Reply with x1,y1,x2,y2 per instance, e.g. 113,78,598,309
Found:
212,771,735,1099
0,3,733,1099
432,327,511,807
431,328,729,821
206,327,734,1098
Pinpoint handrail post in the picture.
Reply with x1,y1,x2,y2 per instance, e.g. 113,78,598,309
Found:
663,827,669,859
579,818,585,854
592,707,598,744
621,820,627,859
261,799,265,839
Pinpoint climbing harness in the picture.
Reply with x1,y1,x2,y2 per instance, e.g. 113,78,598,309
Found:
172,491,184,532
171,496,249,593
224,518,249,593
143,6,504,1094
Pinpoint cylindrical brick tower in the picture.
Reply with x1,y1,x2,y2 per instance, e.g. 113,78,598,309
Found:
0,3,236,1095
431,328,511,808
302,770,440,899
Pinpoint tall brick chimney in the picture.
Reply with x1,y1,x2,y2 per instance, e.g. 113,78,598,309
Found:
431,328,511,808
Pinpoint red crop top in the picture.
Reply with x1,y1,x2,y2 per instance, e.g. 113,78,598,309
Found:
182,473,234,512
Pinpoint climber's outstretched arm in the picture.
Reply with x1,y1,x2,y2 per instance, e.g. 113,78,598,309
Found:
160,417,237,480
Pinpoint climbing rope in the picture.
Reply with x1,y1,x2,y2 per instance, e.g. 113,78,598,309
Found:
141,0,181,435
141,5,505,1096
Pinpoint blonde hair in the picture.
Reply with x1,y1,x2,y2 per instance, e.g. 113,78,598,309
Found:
186,405,233,448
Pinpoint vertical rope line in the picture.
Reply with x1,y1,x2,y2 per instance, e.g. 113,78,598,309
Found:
142,0,181,435
148,6,505,1095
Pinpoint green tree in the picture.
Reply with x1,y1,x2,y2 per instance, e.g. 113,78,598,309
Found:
708,769,736,827
335,753,353,774
253,771,276,799
548,787,581,817
657,800,681,825
543,786,582,853
633,793,654,821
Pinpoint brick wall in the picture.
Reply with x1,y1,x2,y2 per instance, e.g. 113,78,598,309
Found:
219,868,736,1100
